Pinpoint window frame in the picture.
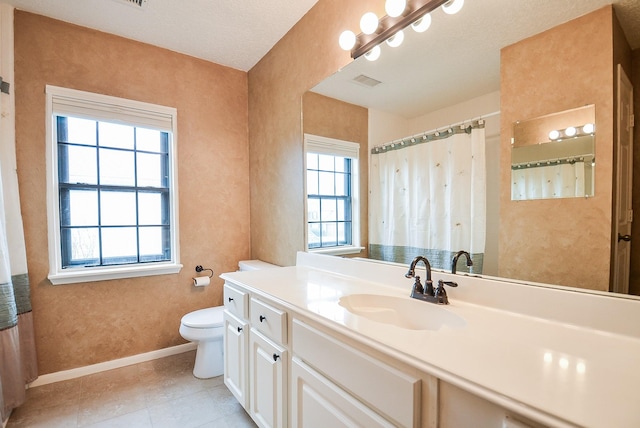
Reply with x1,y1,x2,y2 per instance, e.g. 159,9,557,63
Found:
304,134,363,256
45,85,182,284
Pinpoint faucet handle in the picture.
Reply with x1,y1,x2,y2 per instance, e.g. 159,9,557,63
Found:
411,276,424,294
435,280,457,304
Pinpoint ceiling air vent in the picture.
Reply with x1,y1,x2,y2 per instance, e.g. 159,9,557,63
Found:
352,74,382,88
111,0,149,9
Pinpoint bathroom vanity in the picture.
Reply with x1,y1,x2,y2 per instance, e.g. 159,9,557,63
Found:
220,252,640,428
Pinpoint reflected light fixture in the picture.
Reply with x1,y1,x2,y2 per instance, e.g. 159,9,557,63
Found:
386,30,405,47
339,0,459,59
442,0,464,15
411,13,432,32
365,45,382,61
583,123,595,134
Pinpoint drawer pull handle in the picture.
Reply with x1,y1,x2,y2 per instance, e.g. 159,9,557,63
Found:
259,315,266,322
237,326,243,333
228,297,234,302
273,353,280,361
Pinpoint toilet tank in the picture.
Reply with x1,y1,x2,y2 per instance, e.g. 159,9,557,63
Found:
238,260,279,271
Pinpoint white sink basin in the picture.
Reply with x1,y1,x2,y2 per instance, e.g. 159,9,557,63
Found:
339,294,466,331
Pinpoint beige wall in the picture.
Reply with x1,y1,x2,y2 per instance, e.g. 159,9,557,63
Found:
15,12,250,374
499,6,618,290
302,92,369,257
248,0,381,266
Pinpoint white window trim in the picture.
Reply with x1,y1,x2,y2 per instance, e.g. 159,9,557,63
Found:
304,134,362,256
45,85,182,285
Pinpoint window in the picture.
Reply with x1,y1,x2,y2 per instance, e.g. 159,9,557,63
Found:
304,134,362,255
46,86,181,284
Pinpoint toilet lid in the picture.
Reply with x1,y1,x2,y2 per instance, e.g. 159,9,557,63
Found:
181,307,224,328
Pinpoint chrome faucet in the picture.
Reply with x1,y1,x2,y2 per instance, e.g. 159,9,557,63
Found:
451,250,473,274
405,256,457,304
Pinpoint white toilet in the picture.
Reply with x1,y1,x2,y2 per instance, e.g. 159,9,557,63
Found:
179,259,278,378
179,306,224,379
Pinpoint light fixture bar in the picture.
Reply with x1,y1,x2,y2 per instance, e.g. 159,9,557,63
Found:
351,0,449,59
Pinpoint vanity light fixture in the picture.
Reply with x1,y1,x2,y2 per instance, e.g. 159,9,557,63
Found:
339,0,461,60
564,126,577,137
360,12,380,35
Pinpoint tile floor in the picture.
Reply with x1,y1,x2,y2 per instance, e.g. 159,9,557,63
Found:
7,350,256,428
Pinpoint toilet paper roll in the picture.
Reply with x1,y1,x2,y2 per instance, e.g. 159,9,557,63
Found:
193,276,210,287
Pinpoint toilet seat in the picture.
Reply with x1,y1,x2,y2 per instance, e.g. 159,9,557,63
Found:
181,307,224,329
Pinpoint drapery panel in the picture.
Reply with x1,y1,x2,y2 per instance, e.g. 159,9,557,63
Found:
0,3,38,418
369,126,486,272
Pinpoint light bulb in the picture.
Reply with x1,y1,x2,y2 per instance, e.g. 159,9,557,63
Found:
548,130,560,140
564,126,577,137
364,45,381,61
385,0,406,18
339,30,357,51
386,30,404,48
442,0,464,15
583,123,595,134
360,12,379,35
411,13,432,33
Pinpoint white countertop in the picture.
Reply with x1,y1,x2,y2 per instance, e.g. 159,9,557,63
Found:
221,257,640,428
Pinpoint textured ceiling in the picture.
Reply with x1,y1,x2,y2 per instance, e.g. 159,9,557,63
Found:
313,0,640,119
3,0,320,71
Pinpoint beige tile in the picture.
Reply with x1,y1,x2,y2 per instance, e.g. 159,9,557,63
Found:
6,403,79,428
77,386,147,426
147,390,220,428
83,408,152,428
198,408,256,428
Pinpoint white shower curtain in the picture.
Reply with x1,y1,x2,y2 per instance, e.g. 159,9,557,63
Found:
0,4,38,419
511,161,586,200
370,126,486,272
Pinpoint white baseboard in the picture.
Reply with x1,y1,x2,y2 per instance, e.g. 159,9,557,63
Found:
28,342,197,388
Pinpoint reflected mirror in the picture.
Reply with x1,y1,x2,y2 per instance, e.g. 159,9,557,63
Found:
303,0,640,296
511,105,596,201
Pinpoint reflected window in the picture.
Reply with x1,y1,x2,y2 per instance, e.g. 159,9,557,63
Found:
304,135,361,255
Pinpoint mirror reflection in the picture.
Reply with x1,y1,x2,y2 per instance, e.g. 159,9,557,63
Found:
511,105,596,201
303,0,639,296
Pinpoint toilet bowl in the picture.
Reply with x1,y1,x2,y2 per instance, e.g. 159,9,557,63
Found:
179,306,224,379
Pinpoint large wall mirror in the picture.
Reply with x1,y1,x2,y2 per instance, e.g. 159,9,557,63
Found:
302,0,640,297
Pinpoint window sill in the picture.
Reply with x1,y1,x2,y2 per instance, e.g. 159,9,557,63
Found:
307,246,364,256
48,262,183,285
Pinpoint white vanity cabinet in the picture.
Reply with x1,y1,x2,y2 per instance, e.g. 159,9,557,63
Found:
248,296,288,428
291,319,422,428
223,280,288,428
223,282,250,408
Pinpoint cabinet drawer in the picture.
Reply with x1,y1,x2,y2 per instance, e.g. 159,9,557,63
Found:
293,319,420,428
224,282,249,319
250,297,287,344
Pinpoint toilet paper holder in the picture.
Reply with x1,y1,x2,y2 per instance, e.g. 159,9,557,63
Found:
195,265,214,278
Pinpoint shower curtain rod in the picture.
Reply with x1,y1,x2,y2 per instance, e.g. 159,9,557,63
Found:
374,110,500,151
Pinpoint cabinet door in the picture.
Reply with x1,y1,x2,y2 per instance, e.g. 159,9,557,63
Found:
224,311,248,409
291,357,395,428
249,328,287,428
